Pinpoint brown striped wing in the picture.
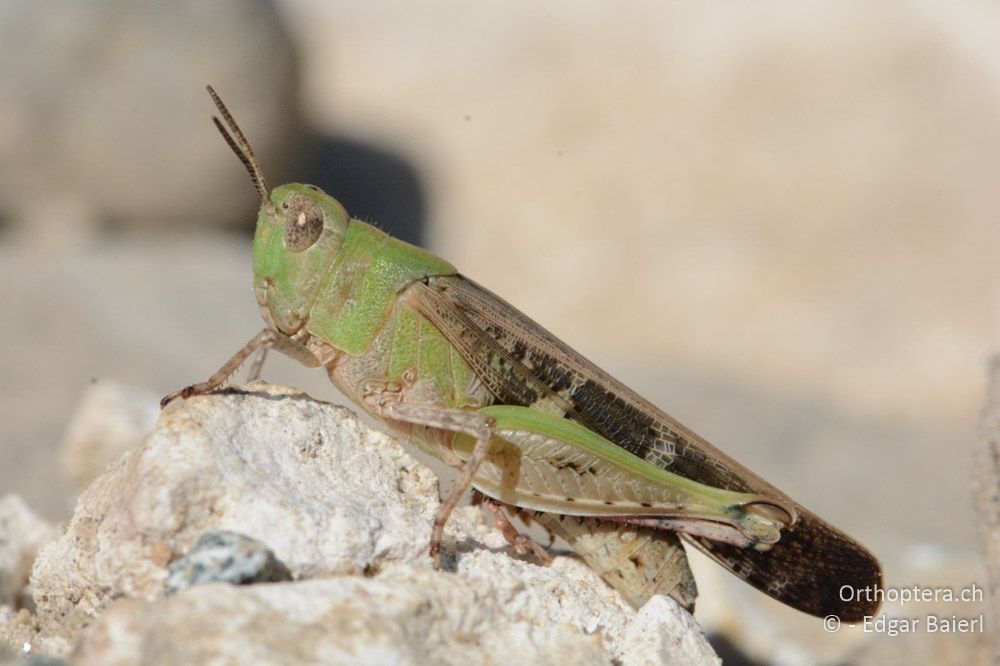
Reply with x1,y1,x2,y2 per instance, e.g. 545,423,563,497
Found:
407,274,882,621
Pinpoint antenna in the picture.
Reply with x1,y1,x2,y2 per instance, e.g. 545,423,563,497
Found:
206,85,274,212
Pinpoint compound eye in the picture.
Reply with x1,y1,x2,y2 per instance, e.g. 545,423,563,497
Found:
282,195,324,251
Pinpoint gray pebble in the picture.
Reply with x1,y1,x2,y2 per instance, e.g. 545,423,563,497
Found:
166,531,291,594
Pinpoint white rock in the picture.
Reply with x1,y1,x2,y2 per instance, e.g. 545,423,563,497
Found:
0,494,58,609
32,384,439,642
73,575,612,666
620,596,721,666
29,383,718,664
59,381,160,491
0,0,300,237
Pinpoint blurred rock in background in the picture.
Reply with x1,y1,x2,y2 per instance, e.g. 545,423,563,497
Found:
0,0,427,247
0,0,301,240
2,1,999,662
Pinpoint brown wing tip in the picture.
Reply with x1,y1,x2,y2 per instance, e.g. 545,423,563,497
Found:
687,509,884,622
778,520,884,622
823,550,884,623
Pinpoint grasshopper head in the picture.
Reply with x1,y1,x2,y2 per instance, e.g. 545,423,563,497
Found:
206,86,350,334
251,183,349,333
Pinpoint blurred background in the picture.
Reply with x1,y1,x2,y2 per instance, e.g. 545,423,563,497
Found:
2,1,999,663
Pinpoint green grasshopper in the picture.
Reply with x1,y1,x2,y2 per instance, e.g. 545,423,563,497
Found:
163,86,882,622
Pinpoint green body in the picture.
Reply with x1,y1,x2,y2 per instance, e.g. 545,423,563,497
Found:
253,186,488,418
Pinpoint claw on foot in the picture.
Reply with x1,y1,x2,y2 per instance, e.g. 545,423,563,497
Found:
161,387,188,409
511,534,553,566
429,540,443,570
484,500,552,566
160,384,207,409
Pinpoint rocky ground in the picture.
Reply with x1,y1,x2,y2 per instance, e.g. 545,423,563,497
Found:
1,379,992,664
0,383,720,665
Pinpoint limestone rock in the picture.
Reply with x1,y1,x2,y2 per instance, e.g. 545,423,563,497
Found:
31,383,445,646
0,0,300,239
622,596,722,665
27,383,718,664
72,562,719,665
0,495,58,610
73,575,606,666
59,381,160,491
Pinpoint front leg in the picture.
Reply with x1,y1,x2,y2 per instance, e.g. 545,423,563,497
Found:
161,328,322,408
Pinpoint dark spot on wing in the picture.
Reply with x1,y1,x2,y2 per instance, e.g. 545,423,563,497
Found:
555,460,584,473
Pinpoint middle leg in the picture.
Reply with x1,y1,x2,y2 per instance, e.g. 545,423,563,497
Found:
378,401,496,568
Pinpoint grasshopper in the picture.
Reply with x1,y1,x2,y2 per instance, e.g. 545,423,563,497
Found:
163,86,882,621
